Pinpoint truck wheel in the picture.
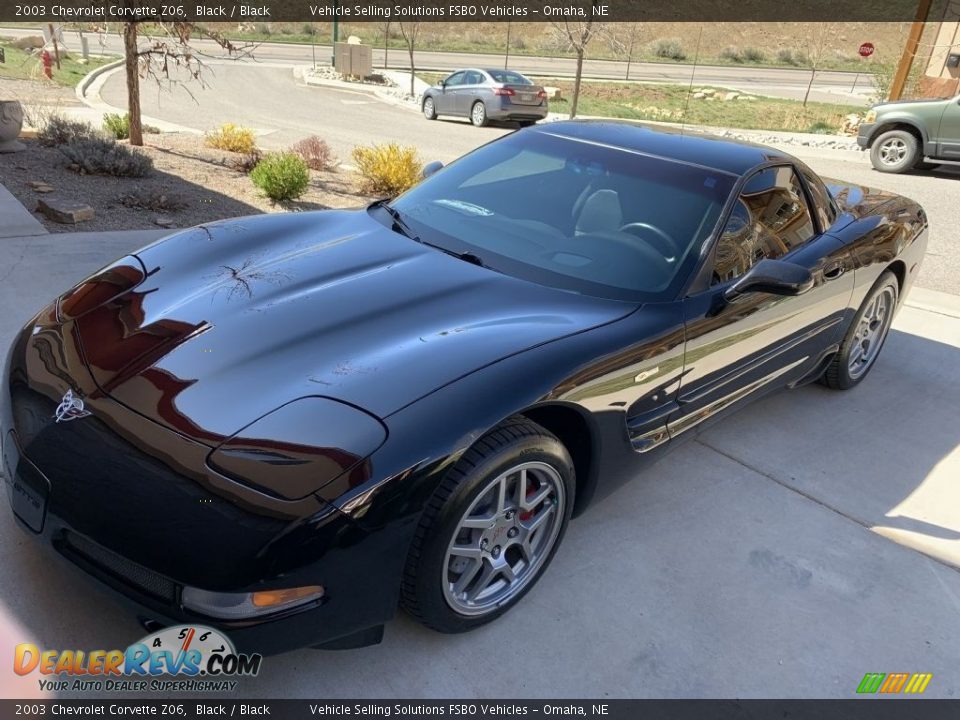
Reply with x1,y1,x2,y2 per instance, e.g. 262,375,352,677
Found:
869,130,919,174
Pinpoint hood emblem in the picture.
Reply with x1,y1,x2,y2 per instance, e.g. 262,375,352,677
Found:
54,389,91,423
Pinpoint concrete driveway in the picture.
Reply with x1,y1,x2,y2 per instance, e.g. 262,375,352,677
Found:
0,224,958,698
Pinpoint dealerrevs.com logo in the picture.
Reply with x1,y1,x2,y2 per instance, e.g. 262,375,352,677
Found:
14,625,262,692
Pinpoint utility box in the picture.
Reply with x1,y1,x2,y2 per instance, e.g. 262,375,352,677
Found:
334,42,372,79
947,53,960,69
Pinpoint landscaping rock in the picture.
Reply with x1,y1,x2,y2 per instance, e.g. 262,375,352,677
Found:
543,86,562,101
702,88,716,97
693,92,707,100
27,181,55,193
36,197,95,224
153,215,178,228
723,92,740,102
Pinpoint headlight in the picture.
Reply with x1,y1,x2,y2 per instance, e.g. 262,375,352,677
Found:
864,109,877,123
182,585,325,620
207,397,387,500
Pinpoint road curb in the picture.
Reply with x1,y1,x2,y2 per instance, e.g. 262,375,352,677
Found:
904,287,960,319
75,58,124,105
297,66,421,113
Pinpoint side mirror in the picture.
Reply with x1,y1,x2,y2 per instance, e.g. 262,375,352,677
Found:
723,258,814,301
439,79,447,88
421,160,444,179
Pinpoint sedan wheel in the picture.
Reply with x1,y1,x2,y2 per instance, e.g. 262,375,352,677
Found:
822,271,898,390
401,419,574,633
423,97,437,120
869,130,919,174
471,101,489,127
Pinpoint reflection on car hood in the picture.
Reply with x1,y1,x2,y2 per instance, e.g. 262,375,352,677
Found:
73,210,633,443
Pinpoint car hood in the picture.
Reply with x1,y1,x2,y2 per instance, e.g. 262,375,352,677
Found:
68,210,633,444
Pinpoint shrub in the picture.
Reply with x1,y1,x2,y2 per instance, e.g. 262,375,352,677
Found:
205,123,257,154
743,47,766,64
777,48,808,66
102,112,160,140
302,23,317,36
720,46,743,63
351,143,422,196
291,135,335,171
37,116,100,146
227,150,263,174
255,23,271,35
250,152,310,201
651,38,686,61
59,136,153,177
807,121,835,135
13,35,43,50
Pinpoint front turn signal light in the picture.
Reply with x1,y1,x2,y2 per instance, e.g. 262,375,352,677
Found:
182,585,325,620
864,109,877,123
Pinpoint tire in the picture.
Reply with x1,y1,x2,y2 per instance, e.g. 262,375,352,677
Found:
401,418,575,633
822,271,898,390
422,96,437,121
470,101,489,127
869,130,919,173
517,120,537,128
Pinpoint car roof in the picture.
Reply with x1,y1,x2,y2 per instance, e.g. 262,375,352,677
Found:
532,120,795,177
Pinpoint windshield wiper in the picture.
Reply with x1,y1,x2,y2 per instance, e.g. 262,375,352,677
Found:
370,199,419,242
370,200,494,270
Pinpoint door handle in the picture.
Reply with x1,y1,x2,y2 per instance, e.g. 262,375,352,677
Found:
823,263,846,280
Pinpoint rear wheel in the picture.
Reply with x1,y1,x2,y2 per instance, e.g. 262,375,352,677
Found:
470,101,489,127
401,418,574,633
822,272,898,390
869,130,919,173
422,96,437,120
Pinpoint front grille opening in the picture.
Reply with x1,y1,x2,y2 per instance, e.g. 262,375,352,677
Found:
57,531,177,604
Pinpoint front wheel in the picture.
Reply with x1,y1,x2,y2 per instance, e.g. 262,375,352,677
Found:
822,272,898,390
869,130,919,173
422,96,437,120
401,418,574,633
470,101,489,127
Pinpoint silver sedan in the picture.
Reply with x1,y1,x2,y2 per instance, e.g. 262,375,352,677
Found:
421,68,549,128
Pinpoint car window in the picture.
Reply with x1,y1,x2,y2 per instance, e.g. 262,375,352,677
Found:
464,71,484,85
389,131,736,302
444,72,466,87
487,70,533,85
712,165,817,284
796,164,837,230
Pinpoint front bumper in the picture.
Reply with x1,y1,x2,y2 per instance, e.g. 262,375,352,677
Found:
857,122,876,149
0,314,405,654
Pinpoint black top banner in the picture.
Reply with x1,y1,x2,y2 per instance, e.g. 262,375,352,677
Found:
0,0,952,23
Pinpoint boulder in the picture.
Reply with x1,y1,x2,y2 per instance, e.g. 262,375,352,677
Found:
543,86,562,101
36,197,95,224
27,181,55,193
153,215,178,228
723,92,740,102
693,92,707,100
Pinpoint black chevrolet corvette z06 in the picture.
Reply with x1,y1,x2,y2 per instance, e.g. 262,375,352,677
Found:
2,121,927,653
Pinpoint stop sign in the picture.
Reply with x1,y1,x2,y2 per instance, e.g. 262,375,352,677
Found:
859,42,875,58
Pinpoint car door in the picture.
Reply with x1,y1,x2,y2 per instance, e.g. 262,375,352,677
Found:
670,164,855,438
435,72,465,114
458,70,486,115
935,95,960,159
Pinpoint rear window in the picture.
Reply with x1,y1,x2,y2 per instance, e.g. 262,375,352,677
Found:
487,70,533,85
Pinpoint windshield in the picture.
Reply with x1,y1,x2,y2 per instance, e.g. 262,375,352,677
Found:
389,131,736,301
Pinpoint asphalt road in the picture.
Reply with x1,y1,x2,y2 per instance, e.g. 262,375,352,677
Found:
0,26,872,104
98,63,960,295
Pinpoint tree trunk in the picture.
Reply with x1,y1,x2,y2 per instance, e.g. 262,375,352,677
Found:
408,46,415,97
123,23,143,146
384,22,390,68
803,67,816,108
570,49,584,118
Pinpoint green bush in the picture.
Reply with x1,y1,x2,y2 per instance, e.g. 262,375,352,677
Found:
59,136,153,177
720,46,743,63
351,143,422,196
743,47,766,64
651,38,686,61
37,116,100,147
777,48,808,67
250,152,310,201
102,113,160,140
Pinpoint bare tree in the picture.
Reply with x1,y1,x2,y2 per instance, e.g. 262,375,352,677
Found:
111,18,253,146
397,21,422,98
801,24,837,107
376,21,392,68
548,3,608,118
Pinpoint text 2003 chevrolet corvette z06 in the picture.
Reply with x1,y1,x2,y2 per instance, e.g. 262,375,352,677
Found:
2,121,927,653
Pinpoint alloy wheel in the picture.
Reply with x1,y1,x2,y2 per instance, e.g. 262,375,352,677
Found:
423,97,435,119
848,286,895,379
472,103,486,126
878,138,907,166
442,461,565,616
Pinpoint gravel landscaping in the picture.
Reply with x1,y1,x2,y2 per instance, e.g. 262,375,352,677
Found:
0,132,374,234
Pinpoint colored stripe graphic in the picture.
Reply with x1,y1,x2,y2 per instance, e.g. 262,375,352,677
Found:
880,673,909,693
904,674,933,694
857,672,932,694
857,673,885,694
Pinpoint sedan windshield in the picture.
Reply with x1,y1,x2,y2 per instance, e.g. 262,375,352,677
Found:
389,130,736,301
